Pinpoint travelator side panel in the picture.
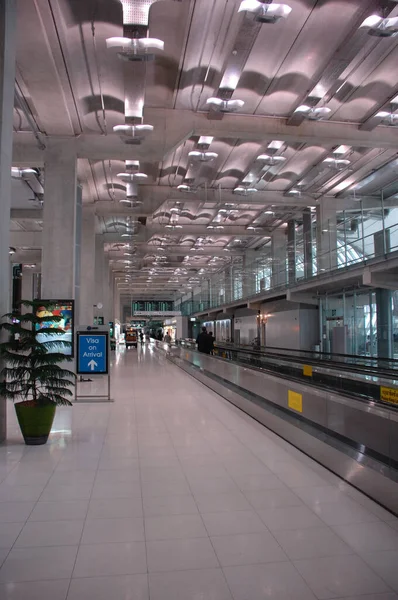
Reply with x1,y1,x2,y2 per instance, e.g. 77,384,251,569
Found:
169,347,398,514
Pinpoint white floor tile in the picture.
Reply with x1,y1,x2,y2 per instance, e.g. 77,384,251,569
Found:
68,573,149,600
0,523,24,548
313,497,380,526
361,550,398,591
244,488,303,509
294,554,391,599
87,497,143,519
0,579,70,600
145,514,207,540
0,502,36,523
149,568,233,600
0,545,78,582
73,542,147,578
273,526,353,560
194,491,252,513
211,531,287,566
28,500,89,522
223,561,317,600
257,505,324,531
15,519,84,547
81,517,144,544
143,494,198,517
333,521,398,553
146,537,219,572
202,510,267,536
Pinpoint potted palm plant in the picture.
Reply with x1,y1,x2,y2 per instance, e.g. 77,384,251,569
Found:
0,300,75,445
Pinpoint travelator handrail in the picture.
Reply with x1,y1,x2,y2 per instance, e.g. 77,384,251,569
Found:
213,342,398,381
208,343,398,407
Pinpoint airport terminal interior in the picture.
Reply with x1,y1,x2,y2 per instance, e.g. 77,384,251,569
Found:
2,0,398,598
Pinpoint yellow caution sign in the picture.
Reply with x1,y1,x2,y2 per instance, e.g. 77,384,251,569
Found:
303,365,313,377
288,390,303,413
380,386,398,405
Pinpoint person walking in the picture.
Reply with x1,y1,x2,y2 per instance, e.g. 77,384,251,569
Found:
164,332,172,344
196,327,212,354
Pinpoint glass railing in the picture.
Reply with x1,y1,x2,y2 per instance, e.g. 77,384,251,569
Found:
187,223,398,313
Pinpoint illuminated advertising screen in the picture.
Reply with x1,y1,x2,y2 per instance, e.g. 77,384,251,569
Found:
36,300,74,357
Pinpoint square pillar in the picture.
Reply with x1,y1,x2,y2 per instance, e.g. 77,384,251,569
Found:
79,207,96,326
316,202,337,273
41,142,79,301
287,220,296,284
271,228,287,287
0,0,17,442
303,208,313,279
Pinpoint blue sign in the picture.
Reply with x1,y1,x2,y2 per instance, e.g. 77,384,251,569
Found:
77,333,108,375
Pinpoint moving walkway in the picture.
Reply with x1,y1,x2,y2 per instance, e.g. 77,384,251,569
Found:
163,342,398,514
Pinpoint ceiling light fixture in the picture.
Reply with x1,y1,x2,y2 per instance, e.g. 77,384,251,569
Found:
188,151,218,162
323,158,351,170
359,14,398,37
256,154,286,165
206,98,244,112
293,105,331,120
177,184,196,193
106,37,164,61
117,172,148,181
113,124,154,145
9,247,16,255
375,111,398,126
233,186,257,195
238,1,292,23
11,167,37,178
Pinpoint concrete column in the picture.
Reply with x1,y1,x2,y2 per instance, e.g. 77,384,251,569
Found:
78,207,96,326
94,235,111,324
102,256,111,326
271,228,286,287
287,220,296,284
303,208,313,279
376,289,392,359
114,280,121,322
316,202,337,273
41,142,78,300
0,0,17,442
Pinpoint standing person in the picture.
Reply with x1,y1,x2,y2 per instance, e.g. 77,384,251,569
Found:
196,327,211,354
164,331,172,344
208,331,215,354
139,331,144,344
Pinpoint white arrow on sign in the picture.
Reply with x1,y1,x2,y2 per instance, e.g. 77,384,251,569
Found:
88,359,98,371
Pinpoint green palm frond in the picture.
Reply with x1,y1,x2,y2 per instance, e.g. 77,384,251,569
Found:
0,300,75,406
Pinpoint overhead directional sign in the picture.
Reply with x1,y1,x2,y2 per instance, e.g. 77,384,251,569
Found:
77,332,108,375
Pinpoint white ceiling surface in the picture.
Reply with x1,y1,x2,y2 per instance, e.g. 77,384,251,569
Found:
10,0,398,299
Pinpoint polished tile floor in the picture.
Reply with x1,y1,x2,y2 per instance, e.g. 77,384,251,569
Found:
0,345,398,599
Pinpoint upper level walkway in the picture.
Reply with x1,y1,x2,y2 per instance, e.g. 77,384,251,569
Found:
0,345,398,599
